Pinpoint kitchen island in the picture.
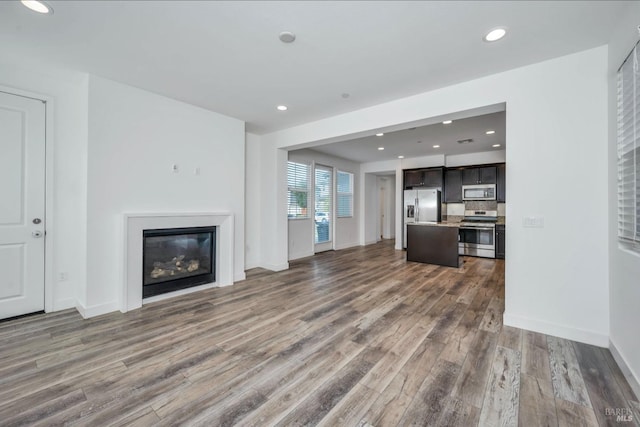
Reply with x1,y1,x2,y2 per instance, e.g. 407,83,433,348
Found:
406,223,460,268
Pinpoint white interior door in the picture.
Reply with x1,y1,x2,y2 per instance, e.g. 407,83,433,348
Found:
0,91,46,320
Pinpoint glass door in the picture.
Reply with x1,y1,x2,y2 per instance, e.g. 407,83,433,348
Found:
314,165,333,252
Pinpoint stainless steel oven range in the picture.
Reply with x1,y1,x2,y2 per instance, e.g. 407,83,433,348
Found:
459,210,497,258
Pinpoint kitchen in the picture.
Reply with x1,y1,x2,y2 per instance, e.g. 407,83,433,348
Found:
403,163,506,267
286,107,507,264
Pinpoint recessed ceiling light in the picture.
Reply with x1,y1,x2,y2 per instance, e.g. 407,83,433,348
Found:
279,31,296,43
378,147,385,151
486,130,496,135
442,120,453,125
21,0,53,14
376,133,384,137
277,105,288,111
484,28,507,42
398,155,404,159
492,144,501,148
433,145,440,148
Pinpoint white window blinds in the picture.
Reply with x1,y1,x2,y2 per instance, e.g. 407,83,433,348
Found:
336,171,353,217
287,161,310,219
617,43,640,250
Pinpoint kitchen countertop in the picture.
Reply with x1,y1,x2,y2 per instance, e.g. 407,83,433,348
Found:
408,216,506,227
407,222,460,228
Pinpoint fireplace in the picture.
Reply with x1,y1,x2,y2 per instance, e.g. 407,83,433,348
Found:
142,226,216,298
124,212,234,313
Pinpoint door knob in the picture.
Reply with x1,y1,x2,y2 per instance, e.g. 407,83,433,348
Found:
32,231,43,238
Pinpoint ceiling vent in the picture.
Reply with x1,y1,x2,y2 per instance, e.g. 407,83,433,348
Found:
457,138,474,144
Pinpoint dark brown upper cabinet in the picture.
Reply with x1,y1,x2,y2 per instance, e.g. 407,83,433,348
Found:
404,170,424,188
423,168,444,188
444,169,462,203
461,166,497,185
404,167,443,189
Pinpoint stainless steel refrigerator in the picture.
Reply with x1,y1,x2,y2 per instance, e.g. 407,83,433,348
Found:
403,188,442,248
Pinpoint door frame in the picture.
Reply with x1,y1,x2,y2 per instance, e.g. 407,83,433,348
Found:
313,162,335,253
0,85,54,313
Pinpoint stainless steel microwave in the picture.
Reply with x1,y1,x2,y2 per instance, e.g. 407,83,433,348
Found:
462,184,496,201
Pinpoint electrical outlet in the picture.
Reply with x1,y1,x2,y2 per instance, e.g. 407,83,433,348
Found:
172,164,179,173
58,272,68,281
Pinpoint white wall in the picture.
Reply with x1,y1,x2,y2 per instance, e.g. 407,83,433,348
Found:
287,149,360,260
257,143,289,271
0,62,89,313
258,46,610,346
446,150,506,167
245,132,262,269
401,154,445,170
607,1,640,394
85,76,245,316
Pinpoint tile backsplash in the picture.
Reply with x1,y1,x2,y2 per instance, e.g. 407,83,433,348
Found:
444,202,505,216
465,201,498,211
445,203,465,216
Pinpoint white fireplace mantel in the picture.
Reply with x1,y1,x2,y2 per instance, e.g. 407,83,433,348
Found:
123,212,234,312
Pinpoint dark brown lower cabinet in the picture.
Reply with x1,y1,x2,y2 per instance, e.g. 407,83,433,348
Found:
496,225,505,259
406,224,459,267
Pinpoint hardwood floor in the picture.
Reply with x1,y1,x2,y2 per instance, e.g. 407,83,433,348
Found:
0,240,637,426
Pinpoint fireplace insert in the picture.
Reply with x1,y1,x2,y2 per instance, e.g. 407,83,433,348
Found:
142,226,216,298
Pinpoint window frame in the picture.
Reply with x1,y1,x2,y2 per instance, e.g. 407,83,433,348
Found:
616,41,640,253
336,170,354,218
287,161,311,220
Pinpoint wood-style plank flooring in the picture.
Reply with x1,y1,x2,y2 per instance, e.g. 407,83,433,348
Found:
0,240,638,426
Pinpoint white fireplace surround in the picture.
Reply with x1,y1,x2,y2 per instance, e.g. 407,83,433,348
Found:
123,212,234,312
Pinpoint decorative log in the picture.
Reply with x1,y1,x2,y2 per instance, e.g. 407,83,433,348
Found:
150,255,200,279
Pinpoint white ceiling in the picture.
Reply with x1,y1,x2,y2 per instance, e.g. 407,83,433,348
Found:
310,110,506,163
0,1,630,134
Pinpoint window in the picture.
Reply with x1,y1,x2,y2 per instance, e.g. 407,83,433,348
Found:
336,171,353,217
287,161,310,219
617,43,640,251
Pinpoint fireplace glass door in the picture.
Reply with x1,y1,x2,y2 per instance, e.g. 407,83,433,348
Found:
142,226,216,298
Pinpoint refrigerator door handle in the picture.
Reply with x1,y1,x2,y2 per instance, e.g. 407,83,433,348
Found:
415,198,419,222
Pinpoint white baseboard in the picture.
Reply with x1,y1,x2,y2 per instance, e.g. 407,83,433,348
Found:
76,300,119,319
364,239,378,246
288,251,314,261
234,272,246,282
503,312,609,347
260,262,290,272
609,338,640,399
334,241,359,251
